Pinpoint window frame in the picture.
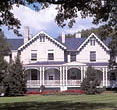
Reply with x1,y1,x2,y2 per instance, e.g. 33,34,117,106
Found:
48,53,54,60
70,52,76,62
90,51,96,62
31,50,37,61
90,37,95,46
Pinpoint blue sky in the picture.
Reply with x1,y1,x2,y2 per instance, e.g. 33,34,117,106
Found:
2,4,100,39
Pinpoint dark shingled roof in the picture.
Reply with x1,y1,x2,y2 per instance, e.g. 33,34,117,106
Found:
7,37,111,51
56,37,86,50
56,37,111,50
26,61,65,65
7,39,24,50
86,62,108,66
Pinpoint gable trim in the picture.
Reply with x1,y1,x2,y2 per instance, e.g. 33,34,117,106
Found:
18,31,67,51
77,33,110,51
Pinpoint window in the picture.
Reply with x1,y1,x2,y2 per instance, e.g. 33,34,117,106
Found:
31,69,37,80
31,50,37,61
90,51,96,61
90,37,95,46
48,53,54,60
49,75,54,80
40,34,45,42
70,52,76,62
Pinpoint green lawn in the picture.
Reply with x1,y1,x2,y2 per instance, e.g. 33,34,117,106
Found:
0,93,117,110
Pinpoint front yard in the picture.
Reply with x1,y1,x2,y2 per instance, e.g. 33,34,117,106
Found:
0,93,117,110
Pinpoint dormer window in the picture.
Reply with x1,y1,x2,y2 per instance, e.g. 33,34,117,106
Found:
90,37,95,46
40,34,45,42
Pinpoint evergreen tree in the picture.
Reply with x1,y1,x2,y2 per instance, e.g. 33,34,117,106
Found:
0,31,9,86
81,66,100,95
5,55,26,96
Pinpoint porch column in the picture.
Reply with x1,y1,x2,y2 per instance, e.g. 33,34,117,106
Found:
29,69,31,87
63,66,65,86
43,67,45,85
102,68,105,87
60,66,62,86
81,66,83,82
105,68,108,87
40,67,42,86
66,66,68,86
84,66,86,78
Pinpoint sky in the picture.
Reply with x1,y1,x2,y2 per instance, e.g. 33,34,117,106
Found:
2,4,100,39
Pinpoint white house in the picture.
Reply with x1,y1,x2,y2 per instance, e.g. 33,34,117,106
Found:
7,27,117,91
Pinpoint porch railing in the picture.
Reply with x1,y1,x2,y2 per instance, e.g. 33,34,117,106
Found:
44,80,60,86
107,80,117,87
67,80,81,86
27,80,40,87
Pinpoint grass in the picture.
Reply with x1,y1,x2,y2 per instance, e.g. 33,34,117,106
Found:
0,93,117,110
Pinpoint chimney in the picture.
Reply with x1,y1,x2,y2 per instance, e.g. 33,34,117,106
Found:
29,33,32,40
24,26,29,43
62,32,65,43
75,32,81,38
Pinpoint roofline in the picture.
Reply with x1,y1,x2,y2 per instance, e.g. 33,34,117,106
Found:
18,31,67,51
77,33,110,51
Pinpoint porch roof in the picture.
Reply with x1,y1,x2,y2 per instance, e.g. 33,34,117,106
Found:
25,61,65,66
86,62,108,66
63,61,86,66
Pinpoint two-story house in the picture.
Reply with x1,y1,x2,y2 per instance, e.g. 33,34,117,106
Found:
7,26,117,91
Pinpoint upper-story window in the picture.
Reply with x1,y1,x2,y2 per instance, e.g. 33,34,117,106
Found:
48,53,54,60
90,37,95,46
40,34,45,42
31,50,37,61
90,51,96,62
48,50,54,60
70,52,76,62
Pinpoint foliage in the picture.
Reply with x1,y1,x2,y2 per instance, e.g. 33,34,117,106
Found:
4,55,26,96
0,0,116,35
40,85,45,92
81,66,100,95
26,89,85,95
0,31,9,86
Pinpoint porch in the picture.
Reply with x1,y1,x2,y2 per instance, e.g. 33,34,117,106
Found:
24,61,117,90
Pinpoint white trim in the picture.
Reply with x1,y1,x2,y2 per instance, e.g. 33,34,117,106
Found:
18,31,66,51
77,33,110,51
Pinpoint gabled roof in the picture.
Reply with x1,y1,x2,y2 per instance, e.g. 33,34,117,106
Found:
7,32,111,51
77,33,110,51
18,31,67,51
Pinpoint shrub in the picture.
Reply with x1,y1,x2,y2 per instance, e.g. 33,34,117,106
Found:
81,66,100,95
40,85,45,92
